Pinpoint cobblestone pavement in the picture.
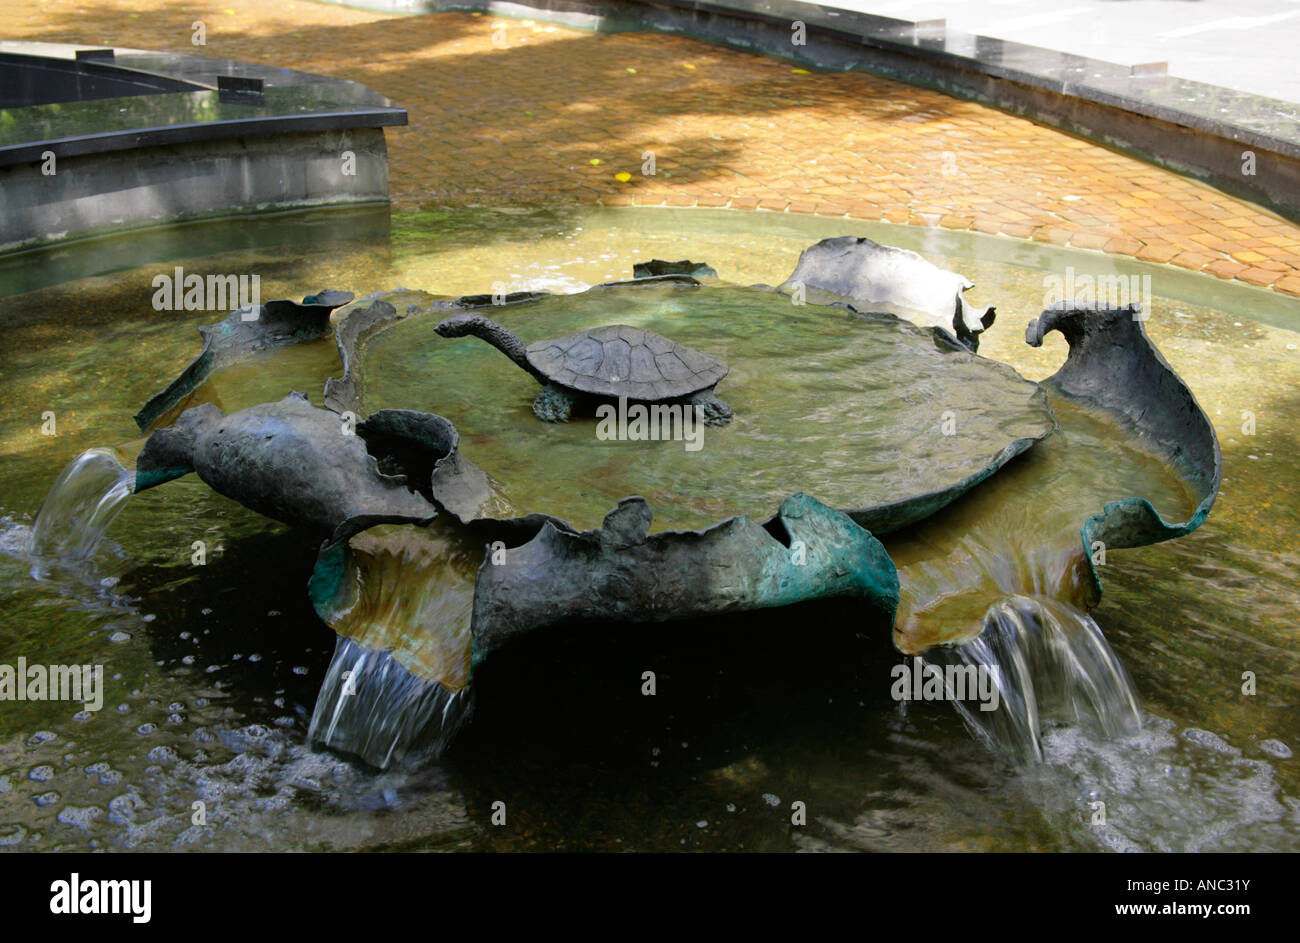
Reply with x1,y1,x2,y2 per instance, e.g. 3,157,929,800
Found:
7,0,1300,295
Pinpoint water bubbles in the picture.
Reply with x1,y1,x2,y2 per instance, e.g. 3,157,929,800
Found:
1182,728,1240,756
292,666,309,676
33,792,60,807
147,746,178,765
167,713,185,725
95,768,121,786
136,723,157,736
762,793,781,807
116,703,130,712
28,766,54,782
107,791,146,825
26,730,56,747
0,825,26,846
181,655,195,665
1259,740,1293,759
248,654,263,663
141,614,155,622
56,805,103,830
696,820,708,828
108,631,132,643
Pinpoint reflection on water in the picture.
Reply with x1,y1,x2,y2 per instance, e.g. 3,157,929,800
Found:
0,207,1295,851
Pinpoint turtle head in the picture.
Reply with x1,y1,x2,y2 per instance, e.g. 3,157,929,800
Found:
435,313,491,338
434,314,546,385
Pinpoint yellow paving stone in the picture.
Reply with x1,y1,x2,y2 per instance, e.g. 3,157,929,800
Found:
2,0,1298,293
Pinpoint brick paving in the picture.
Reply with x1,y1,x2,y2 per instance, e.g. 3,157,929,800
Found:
6,0,1300,296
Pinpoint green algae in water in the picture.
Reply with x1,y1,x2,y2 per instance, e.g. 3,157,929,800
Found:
363,283,1056,532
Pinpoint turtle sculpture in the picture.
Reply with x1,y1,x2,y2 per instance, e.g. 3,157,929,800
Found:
434,314,733,425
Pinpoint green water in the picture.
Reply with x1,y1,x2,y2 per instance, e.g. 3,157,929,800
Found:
365,282,1053,532
0,206,1295,852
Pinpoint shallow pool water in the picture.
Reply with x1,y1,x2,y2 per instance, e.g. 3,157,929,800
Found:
0,206,1296,851
364,280,1056,532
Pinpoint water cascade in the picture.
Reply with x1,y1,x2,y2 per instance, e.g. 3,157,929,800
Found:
926,595,1142,763
28,448,134,562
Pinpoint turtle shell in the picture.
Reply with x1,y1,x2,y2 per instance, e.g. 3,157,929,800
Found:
525,324,728,400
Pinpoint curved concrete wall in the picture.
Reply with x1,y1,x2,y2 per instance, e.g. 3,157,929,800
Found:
0,129,391,253
0,43,407,253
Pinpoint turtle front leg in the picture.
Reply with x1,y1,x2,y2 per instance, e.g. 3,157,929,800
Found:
686,389,732,426
533,384,577,422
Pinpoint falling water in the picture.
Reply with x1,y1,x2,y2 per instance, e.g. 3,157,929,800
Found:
306,523,480,768
925,594,1142,763
309,636,474,769
28,448,134,562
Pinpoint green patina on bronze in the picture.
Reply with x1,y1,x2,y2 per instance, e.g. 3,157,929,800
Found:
470,492,900,667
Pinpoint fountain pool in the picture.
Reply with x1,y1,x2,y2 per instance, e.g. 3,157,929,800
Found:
0,205,1295,852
